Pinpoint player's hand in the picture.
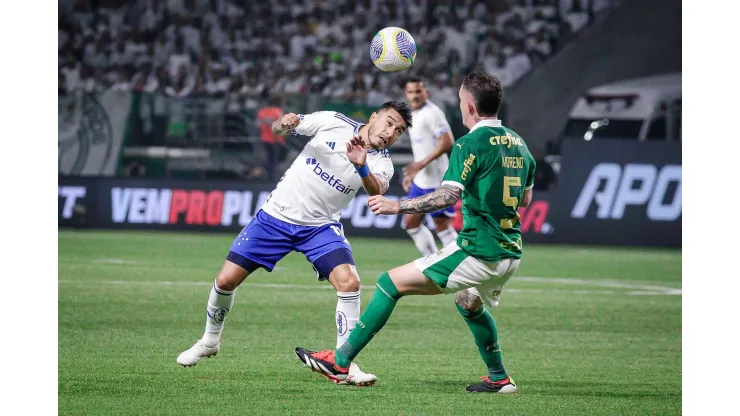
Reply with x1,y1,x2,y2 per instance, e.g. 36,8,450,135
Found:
402,175,413,192
280,113,301,131
347,136,368,167
368,195,400,215
403,161,424,182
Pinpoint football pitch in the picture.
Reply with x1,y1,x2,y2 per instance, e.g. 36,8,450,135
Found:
58,230,681,415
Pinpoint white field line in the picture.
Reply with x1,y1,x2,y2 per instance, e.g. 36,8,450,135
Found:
59,259,681,296
515,276,680,293
76,260,682,289
58,278,681,296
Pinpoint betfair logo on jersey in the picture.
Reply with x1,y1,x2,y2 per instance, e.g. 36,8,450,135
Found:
311,162,356,194
489,132,523,148
461,154,476,180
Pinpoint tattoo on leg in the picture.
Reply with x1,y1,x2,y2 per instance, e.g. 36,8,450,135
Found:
455,289,482,312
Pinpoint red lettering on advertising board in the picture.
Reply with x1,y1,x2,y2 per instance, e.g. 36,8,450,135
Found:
169,190,188,224
185,191,206,224
205,191,224,226
519,200,549,233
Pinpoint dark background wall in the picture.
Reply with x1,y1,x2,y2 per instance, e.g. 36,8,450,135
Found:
506,0,682,153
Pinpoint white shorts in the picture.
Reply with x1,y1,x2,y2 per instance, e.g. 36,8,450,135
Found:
413,242,520,308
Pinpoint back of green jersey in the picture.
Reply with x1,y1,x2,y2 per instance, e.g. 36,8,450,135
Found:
441,120,536,262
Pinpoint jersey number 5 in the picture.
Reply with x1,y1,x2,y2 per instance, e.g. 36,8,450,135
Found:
500,176,521,230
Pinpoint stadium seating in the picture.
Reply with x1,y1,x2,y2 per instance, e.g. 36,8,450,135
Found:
59,0,616,102
59,0,616,179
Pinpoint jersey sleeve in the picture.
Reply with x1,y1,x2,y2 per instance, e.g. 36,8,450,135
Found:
292,111,335,137
524,156,537,190
429,106,453,139
370,149,394,190
442,140,477,191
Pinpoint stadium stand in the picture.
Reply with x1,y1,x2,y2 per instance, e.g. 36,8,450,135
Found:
59,0,616,178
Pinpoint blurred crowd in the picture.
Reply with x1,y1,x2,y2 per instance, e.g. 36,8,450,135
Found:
59,0,612,110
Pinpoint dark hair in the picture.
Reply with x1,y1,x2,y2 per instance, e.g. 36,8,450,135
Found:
402,76,425,89
379,100,413,128
462,72,503,117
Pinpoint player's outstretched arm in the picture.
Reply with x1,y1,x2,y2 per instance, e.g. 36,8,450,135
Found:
271,113,301,135
368,184,461,215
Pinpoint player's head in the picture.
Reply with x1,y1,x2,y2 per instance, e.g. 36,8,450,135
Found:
403,77,428,111
459,72,503,129
366,101,413,149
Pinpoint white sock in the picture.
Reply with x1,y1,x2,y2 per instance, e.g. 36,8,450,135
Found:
407,225,437,256
202,280,235,346
436,226,459,247
336,291,361,349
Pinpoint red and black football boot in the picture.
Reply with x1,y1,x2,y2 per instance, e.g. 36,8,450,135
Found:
295,347,349,383
465,376,518,393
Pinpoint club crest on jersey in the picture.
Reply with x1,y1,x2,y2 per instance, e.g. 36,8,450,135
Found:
310,162,356,194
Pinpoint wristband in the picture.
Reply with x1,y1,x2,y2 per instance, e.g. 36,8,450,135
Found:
355,164,370,178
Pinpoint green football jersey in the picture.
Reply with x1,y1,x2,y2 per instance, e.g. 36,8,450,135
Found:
442,120,536,262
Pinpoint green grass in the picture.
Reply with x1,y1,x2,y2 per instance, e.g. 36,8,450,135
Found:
58,230,681,415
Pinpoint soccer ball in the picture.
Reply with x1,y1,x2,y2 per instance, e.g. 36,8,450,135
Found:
370,27,417,72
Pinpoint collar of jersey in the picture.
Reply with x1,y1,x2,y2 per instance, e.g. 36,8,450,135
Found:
470,119,502,132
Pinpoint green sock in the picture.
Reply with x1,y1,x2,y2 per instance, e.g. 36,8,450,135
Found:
456,303,508,381
336,272,402,368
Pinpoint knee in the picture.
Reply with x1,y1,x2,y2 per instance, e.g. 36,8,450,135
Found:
455,290,483,314
216,270,242,292
435,225,449,234
333,268,361,292
433,219,451,234
404,216,422,230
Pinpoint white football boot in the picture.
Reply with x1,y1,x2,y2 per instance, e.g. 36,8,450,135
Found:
339,363,377,387
177,340,220,367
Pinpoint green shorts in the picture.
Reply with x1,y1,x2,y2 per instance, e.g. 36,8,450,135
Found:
413,242,520,308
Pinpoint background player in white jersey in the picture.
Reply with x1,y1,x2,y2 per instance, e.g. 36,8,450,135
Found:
177,101,413,387
400,77,458,256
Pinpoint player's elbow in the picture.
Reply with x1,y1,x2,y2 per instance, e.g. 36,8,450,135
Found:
520,189,533,208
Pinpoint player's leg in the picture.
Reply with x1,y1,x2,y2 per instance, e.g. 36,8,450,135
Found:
403,183,438,256
404,213,437,256
177,211,293,367
294,222,378,385
451,257,520,393
432,209,458,247
295,261,442,382
297,241,470,375
297,224,362,350
455,287,516,393
325,262,380,386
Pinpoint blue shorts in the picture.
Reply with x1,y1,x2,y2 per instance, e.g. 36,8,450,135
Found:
226,210,354,281
407,183,456,218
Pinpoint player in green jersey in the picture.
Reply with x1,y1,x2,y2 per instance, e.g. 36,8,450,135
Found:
295,72,536,393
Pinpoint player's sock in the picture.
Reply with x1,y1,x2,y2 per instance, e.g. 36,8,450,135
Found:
436,226,459,247
406,225,437,256
202,280,235,346
336,272,402,368
336,291,361,349
456,303,508,381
